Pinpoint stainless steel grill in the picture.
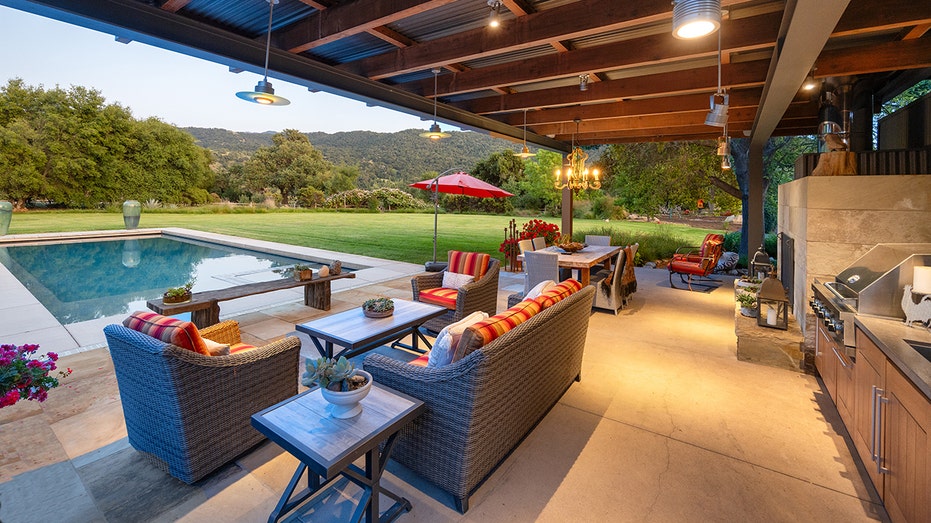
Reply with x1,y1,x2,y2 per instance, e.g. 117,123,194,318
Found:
810,243,931,349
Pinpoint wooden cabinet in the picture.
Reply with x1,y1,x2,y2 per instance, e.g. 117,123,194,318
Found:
853,328,885,492
816,322,854,425
854,326,931,523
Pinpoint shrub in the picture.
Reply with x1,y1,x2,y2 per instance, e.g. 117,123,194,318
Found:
575,225,690,265
723,231,740,253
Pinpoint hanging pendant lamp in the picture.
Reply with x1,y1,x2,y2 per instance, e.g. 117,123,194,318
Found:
704,28,728,127
672,0,721,39
236,0,290,106
514,109,536,158
421,68,450,140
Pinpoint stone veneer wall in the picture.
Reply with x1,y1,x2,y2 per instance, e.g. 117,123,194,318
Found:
778,174,931,335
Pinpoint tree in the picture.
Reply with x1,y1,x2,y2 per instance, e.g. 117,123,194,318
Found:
471,150,526,188
506,150,563,215
0,119,46,209
244,129,332,205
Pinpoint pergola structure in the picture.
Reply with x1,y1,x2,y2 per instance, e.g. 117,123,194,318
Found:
4,0,931,243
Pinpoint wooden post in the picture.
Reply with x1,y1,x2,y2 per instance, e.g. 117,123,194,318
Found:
561,187,573,239
305,281,332,310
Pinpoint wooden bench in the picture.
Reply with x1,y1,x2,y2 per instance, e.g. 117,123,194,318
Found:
146,272,356,328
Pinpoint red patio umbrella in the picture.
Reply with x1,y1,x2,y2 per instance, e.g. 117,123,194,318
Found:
410,170,513,269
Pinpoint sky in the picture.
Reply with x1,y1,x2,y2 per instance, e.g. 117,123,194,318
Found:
0,5,454,135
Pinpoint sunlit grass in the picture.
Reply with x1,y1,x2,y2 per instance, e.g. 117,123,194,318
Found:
5,209,719,264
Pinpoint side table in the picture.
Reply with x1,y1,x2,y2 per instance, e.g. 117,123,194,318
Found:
252,383,424,523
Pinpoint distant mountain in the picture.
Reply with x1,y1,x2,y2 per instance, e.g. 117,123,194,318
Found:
182,127,524,188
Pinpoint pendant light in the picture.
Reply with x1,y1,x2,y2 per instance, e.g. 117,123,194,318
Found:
704,27,728,127
421,68,450,140
672,0,721,39
236,0,289,106
487,0,503,28
514,109,536,158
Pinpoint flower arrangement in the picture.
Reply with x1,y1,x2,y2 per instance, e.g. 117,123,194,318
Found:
499,219,561,258
1,344,72,408
302,356,368,392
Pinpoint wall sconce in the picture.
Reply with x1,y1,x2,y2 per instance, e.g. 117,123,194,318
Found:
579,74,590,91
487,0,502,28
672,0,721,39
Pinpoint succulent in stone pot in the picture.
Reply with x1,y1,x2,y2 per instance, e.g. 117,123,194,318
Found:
163,280,195,304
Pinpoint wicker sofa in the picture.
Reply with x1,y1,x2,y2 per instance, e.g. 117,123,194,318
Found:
364,284,595,513
103,320,301,483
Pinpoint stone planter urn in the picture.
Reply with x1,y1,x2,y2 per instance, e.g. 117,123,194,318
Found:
0,201,12,235
123,200,141,229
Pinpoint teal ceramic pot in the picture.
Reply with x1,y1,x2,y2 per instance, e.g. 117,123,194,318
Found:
123,200,141,229
0,201,12,235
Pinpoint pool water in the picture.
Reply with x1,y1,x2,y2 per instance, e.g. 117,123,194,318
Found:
0,236,339,324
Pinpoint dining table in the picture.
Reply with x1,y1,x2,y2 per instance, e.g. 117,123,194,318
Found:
520,244,622,286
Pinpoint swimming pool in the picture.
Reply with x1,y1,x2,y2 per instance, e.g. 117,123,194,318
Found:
0,235,348,324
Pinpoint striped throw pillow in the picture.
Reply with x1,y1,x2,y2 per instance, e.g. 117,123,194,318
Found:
533,279,583,309
453,298,542,361
447,251,490,279
122,311,210,355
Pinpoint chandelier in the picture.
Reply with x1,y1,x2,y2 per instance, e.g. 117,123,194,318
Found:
554,119,601,191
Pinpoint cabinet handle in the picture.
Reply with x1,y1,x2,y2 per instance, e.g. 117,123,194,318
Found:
870,385,878,462
830,345,848,368
876,391,890,475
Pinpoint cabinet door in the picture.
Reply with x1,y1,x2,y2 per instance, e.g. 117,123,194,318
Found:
854,327,885,493
834,342,855,428
882,364,931,523
817,322,837,397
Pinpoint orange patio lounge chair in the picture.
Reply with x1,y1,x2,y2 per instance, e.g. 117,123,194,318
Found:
668,233,725,291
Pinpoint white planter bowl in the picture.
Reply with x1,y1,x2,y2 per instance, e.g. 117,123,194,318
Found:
320,370,372,419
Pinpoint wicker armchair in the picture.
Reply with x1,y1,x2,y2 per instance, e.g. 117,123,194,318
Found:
411,251,500,333
103,320,301,484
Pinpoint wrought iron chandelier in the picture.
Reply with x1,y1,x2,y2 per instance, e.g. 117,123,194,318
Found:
554,119,600,191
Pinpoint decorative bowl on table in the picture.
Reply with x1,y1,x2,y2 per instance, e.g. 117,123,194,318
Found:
362,297,394,318
557,241,586,254
320,370,373,418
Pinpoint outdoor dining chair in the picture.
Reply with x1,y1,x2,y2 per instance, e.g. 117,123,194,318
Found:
518,238,534,254
531,236,547,250
585,235,612,246
591,249,627,314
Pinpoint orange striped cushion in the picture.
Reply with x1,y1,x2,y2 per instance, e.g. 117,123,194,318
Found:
409,353,430,367
229,343,256,354
454,299,542,361
419,287,459,309
447,250,490,279
122,311,210,355
534,279,583,309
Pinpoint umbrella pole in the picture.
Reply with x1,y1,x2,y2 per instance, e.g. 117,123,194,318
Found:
433,186,438,263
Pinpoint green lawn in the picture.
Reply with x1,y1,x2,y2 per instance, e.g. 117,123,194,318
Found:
4,209,719,265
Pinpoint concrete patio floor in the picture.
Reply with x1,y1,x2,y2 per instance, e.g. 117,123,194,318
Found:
0,267,887,522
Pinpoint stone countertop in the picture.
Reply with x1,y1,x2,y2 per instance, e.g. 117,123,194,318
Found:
854,315,931,400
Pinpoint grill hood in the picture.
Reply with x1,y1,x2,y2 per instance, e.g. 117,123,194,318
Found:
835,243,931,318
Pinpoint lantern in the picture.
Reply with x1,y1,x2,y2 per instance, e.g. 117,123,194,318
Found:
756,272,789,330
750,244,772,281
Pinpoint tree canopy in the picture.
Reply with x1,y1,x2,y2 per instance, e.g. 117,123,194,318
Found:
0,79,213,208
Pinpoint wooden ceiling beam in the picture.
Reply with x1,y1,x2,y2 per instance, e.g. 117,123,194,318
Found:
530,103,815,136
160,0,192,12
565,118,819,143
813,37,931,78
494,88,771,126
396,11,782,96
456,60,773,115
337,0,677,80
278,0,456,53
832,0,931,38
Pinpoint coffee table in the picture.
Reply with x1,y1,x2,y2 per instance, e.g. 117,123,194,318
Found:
296,299,446,359
252,384,425,523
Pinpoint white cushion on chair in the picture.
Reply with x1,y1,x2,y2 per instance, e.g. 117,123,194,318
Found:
525,280,556,300
427,311,488,368
442,271,475,290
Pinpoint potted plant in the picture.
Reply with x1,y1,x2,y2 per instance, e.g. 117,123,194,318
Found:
302,356,372,418
163,280,195,304
1,343,72,408
276,263,313,281
737,292,758,317
362,297,394,318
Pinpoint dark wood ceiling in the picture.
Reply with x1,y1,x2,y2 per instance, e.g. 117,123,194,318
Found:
8,0,931,151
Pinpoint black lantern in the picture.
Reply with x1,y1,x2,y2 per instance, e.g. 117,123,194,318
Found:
756,272,789,330
750,244,772,281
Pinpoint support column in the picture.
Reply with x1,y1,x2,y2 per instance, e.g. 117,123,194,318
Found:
748,141,765,251
561,187,573,239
